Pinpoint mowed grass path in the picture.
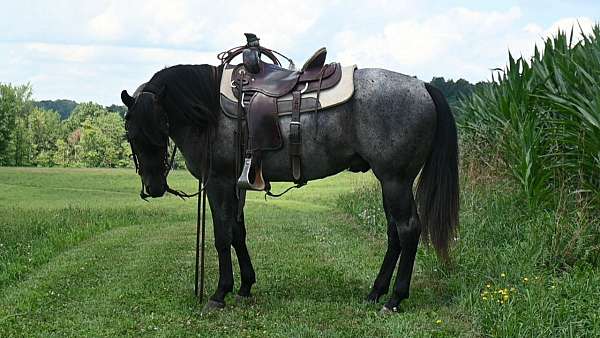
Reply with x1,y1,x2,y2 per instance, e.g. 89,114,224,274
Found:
0,168,470,337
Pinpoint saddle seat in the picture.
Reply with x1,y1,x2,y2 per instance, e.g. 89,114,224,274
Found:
232,48,339,99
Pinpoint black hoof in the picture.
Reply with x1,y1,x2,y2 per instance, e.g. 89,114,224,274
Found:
201,300,225,314
365,292,381,304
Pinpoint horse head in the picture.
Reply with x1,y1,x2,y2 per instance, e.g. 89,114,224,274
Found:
121,85,170,198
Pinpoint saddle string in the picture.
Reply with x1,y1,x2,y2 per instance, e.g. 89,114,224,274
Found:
264,181,306,199
269,49,295,70
312,65,327,142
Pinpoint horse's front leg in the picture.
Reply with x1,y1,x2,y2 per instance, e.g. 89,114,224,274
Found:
202,177,235,312
232,212,256,299
202,177,256,312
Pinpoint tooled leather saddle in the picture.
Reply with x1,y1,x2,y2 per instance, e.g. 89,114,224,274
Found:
217,33,350,194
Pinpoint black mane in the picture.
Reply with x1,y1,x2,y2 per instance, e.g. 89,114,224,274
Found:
147,64,222,127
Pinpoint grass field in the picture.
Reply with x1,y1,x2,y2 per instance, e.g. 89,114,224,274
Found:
1,167,598,337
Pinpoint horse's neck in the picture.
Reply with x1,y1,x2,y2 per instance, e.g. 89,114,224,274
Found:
168,119,206,180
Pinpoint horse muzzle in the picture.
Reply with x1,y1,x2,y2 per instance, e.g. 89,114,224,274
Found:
142,175,167,198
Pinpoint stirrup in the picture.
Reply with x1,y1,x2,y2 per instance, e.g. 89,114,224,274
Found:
237,157,266,191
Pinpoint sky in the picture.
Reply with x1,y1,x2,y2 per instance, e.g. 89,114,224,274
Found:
1,0,598,105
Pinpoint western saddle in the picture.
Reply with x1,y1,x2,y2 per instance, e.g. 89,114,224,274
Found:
218,33,344,192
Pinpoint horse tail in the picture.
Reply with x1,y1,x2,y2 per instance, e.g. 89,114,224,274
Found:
417,83,459,263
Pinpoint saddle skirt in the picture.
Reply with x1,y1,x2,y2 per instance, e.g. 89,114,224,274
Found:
219,64,357,120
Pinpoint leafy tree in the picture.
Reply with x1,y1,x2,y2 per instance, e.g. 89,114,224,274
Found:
430,77,479,110
106,104,127,118
53,139,72,167
0,85,17,165
0,83,33,166
12,113,34,166
1,84,134,168
79,112,128,167
28,108,62,166
64,102,107,132
34,99,77,119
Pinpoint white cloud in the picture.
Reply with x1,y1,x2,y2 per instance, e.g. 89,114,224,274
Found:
214,0,327,50
1,0,330,104
1,1,598,104
2,41,219,104
501,16,596,63
86,0,207,46
333,6,524,80
332,7,597,82
82,0,326,49
88,3,123,41
25,43,97,63
545,17,596,39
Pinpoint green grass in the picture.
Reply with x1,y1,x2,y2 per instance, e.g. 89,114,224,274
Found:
0,167,598,336
339,174,600,337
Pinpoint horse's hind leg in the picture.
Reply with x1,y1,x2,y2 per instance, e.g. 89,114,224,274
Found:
232,215,256,298
366,202,401,302
378,177,421,312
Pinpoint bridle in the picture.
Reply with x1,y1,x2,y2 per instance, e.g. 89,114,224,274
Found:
127,89,210,200
129,136,187,200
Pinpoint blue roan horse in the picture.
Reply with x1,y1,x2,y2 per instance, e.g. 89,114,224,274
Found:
121,59,459,313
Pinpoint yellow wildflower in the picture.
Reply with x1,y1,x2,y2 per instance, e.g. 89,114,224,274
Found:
436,319,442,324
501,273,506,277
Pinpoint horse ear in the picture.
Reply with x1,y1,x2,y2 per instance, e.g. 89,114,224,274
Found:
121,90,135,108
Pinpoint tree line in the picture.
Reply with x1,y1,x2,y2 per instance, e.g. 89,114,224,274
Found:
0,83,130,168
430,76,481,110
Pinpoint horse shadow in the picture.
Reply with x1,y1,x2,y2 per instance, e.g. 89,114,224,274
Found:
242,261,455,313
